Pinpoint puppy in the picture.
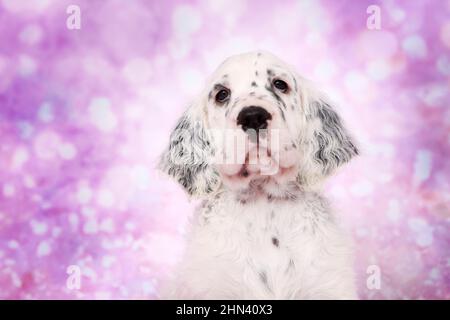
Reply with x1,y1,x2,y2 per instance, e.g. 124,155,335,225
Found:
159,51,359,299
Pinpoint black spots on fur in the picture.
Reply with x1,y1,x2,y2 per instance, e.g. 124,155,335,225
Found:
293,76,298,92
271,237,279,247
251,81,258,87
241,169,249,177
177,170,195,192
173,114,190,131
249,91,255,96
237,191,249,204
176,163,206,194
314,133,327,165
292,97,299,112
255,70,259,77
259,271,273,292
265,84,287,109
203,202,213,214
267,69,274,77
305,113,315,121
284,142,297,151
313,102,359,174
254,54,261,65
214,83,224,91
279,98,288,110
161,114,218,196
259,271,268,284
288,192,298,201
277,105,286,121
267,194,273,202
264,80,283,102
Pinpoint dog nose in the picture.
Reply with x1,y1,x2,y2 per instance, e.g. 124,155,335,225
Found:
237,106,272,132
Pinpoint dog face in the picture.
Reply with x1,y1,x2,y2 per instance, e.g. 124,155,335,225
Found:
160,51,358,198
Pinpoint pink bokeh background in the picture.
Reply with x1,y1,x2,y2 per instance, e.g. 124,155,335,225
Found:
0,0,449,299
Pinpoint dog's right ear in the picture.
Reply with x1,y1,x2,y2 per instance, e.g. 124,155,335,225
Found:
159,107,220,198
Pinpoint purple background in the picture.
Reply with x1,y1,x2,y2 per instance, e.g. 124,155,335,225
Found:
0,0,449,299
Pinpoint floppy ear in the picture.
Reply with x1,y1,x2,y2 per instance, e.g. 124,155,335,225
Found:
159,107,220,197
297,85,359,186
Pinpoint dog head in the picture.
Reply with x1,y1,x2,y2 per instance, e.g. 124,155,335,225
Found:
159,51,358,198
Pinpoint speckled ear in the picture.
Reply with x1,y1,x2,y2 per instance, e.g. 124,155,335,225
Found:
309,100,359,175
159,110,220,197
296,81,359,186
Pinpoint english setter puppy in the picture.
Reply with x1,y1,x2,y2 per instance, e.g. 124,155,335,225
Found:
159,51,359,299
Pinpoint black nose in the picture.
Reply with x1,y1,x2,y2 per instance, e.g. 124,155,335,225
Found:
237,106,272,132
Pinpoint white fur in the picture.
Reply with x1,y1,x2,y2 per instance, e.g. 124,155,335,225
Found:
159,51,359,299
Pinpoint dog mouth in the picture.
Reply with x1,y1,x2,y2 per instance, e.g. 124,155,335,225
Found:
217,143,298,190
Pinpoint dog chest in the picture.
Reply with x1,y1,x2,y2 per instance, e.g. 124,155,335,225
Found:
192,196,333,298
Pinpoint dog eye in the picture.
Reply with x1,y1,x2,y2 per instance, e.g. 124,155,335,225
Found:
215,89,230,103
273,79,288,93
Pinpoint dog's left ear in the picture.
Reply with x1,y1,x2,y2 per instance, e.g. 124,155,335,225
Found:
159,106,220,198
297,81,359,185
